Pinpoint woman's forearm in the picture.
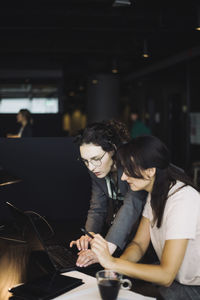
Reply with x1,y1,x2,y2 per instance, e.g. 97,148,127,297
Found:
107,258,174,287
120,216,151,262
120,241,144,262
91,234,173,286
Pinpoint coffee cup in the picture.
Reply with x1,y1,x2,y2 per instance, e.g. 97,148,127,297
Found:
96,270,132,300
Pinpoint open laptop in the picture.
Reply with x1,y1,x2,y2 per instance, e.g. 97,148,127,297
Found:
4,202,86,299
5,201,80,273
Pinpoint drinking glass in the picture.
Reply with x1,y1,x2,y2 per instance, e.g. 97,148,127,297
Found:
96,270,132,300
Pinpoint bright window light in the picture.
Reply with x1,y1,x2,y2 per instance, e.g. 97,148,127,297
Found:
31,98,58,113
0,99,30,113
0,98,59,113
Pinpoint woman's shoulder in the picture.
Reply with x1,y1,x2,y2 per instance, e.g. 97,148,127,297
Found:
170,180,198,192
168,181,200,205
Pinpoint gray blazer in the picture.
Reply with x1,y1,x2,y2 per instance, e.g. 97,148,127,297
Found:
85,168,147,250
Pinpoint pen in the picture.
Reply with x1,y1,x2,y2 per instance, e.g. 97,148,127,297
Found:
80,227,94,239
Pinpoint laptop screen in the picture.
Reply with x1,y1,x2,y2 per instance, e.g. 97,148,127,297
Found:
6,202,54,243
5,202,59,275
5,202,77,275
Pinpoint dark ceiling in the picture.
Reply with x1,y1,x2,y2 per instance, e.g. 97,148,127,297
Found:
0,0,199,86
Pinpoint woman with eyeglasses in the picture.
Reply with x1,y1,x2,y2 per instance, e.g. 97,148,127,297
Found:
70,120,147,267
90,135,200,299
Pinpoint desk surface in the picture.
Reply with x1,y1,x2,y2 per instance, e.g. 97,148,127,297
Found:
53,271,156,300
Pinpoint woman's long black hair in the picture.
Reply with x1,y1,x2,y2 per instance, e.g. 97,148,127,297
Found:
117,135,197,228
76,119,130,153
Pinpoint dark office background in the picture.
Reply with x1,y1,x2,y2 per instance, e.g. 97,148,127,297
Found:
0,0,200,222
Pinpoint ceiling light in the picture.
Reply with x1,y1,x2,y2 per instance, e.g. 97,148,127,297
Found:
112,59,119,74
112,0,131,7
142,40,150,58
195,6,200,30
92,79,98,84
112,68,119,74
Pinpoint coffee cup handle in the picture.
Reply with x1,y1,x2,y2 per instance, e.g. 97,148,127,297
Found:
120,278,132,290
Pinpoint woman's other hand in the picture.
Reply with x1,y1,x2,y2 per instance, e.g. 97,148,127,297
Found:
69,232,95,251
91,234,114,269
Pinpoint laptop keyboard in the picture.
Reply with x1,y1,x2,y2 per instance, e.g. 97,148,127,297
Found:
46,245,77,270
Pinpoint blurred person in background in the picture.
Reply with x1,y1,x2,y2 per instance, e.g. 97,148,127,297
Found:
130,108,151,138
7,109,33,138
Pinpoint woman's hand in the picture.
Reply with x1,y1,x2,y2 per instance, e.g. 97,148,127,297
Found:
91,234,115,269
69,232,95,251
76,249,98,267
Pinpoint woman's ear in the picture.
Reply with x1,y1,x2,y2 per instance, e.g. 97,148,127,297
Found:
146,167,156,179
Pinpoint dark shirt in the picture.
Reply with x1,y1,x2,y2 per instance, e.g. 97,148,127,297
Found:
21,124,33,137
85,169,147,249
131,120,151,138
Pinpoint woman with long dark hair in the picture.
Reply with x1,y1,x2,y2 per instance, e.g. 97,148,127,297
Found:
91,135,200,299
70,120,147,267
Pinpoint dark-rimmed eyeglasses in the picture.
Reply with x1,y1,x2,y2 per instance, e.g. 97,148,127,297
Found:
78,151,106,167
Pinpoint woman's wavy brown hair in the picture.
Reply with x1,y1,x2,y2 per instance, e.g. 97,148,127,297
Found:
76,119,130,153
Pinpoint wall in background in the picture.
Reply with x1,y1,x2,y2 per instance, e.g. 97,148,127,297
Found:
0,137,91,223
